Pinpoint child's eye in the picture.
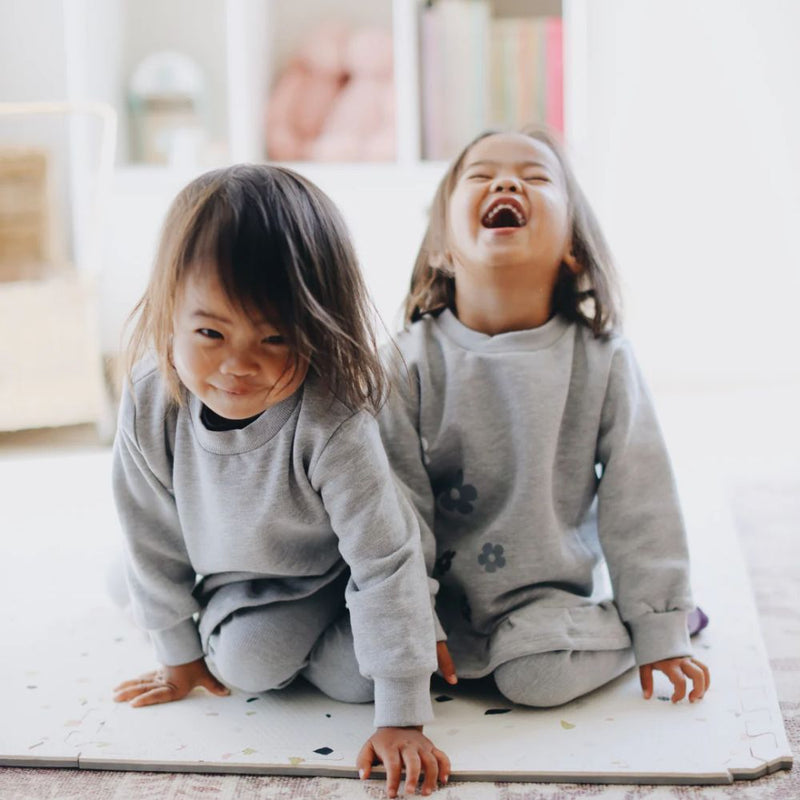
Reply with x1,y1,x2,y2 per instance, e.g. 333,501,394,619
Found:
467,173,491,181
524,175,550,183
262,334,286,346
197,328,223,339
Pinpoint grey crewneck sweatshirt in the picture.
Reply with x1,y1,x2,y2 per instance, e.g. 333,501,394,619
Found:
378,310,694,676
112,361,437,727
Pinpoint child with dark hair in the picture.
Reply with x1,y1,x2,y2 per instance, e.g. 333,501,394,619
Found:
379,127,710,709
112,164,449,798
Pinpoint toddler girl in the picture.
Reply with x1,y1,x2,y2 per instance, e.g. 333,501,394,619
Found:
111,164,449,797
378,127,710,708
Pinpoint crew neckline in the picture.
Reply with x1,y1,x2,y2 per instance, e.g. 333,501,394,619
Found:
188,387,302,454
435,308,570,352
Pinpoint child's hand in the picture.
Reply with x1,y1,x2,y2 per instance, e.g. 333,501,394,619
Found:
436,641,458,685
356,726,451,798
639,656,710,703
113,658,230,707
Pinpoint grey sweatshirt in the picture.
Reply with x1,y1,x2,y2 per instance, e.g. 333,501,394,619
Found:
378,310,694,677
112,361,437,726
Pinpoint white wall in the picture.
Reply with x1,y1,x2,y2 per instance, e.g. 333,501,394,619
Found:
571,0,800,388
0,1,67,102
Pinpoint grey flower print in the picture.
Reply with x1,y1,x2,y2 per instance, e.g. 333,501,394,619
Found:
437,469,477,514
434,549,457,577
478,542,506,573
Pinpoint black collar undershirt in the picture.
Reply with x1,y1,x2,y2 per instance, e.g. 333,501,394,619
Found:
200,404,263,431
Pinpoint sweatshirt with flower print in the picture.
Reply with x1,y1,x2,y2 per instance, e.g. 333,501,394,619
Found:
378,310,694,677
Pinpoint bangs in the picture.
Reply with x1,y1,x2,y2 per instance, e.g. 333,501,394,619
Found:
181,177,294,334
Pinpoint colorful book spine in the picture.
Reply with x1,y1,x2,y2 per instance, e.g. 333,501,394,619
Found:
545,16,564,133
420,2,564,159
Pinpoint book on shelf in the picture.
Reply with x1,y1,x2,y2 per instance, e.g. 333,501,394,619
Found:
420,1,563,160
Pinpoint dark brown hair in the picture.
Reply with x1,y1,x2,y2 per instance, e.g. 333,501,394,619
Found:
126,164,385,412
404,125,622,337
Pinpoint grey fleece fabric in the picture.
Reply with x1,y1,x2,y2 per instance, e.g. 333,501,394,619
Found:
377,310,694,678
112,361,437,727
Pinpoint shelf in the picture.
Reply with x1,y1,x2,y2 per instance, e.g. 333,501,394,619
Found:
62,0,565,170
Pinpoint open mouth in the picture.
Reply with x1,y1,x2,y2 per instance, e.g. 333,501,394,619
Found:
481,197,527,229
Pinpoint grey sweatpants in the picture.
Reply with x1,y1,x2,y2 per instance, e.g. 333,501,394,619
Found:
204,568,633,710
493,648,635,707
204,574,374,704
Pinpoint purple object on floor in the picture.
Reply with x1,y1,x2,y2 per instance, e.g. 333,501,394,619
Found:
688,606,710,636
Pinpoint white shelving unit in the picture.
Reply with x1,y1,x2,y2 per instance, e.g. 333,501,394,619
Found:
56,0,573,351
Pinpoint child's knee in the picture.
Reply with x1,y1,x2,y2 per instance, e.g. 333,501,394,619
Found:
207,623,304,693
320,676,374,704
302,614,374,703
494,652,580,708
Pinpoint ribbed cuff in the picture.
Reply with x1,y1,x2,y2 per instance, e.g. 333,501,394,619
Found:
150,618,204,666
373,676,433,728
629,610,692,665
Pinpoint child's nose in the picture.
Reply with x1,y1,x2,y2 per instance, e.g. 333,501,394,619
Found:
491,175,522,193
220,351,258,376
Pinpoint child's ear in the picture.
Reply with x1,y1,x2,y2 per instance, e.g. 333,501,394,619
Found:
563,247,581,275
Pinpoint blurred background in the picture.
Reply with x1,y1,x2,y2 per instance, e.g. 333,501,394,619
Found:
0,0,798,470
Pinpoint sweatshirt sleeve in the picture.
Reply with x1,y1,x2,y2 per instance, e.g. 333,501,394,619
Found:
111,382,203,666
310,411,437,728
595,341,694,666
376,350,447,642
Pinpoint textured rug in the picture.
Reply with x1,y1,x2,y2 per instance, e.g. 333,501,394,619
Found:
0,459,797,799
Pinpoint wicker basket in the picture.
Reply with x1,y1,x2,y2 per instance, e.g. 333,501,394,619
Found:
0,147,57,282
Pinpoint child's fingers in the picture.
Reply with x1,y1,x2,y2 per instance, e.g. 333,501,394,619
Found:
434,746,451,785
693,658,711,691
113,678,162,703
639,664,654,699
200,675,231,696
402,749,422,796
418,748,441,795
436,642,458,685
665,664,687,703
382,750,402,798
682,659,708,702
355,741,375,782
129,685,180,707
113,671,159,693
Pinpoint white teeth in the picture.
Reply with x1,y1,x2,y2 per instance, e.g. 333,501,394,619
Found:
482,203,526,227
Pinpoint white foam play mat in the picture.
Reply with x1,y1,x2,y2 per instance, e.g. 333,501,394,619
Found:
0,449,792,784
